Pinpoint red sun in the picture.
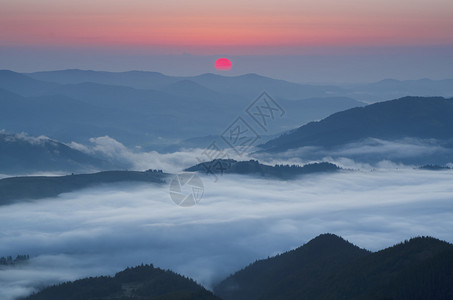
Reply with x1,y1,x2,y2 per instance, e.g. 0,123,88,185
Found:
214,58,232,71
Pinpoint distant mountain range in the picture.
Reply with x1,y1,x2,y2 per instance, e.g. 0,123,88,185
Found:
3,69,453,152
186,159,340,179
0,70,365,149
2,69,453,170
348,78,453,102
24,234,453,300
259,96,453,165
214,234,453,300
25,69,344,99
25,70,453,102
2,94,453,175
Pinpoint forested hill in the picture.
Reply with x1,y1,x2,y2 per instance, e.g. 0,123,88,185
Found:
26,264,220,300
21,234,453,299
185,159,340,179
214,234,453,300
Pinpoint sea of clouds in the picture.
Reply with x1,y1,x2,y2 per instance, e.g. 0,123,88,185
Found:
1,167,453,299
64,136,453,175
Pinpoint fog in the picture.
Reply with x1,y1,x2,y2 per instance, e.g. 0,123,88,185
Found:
255,138,453,166
1,168,453,299
68,136,259,173
68,136,453,175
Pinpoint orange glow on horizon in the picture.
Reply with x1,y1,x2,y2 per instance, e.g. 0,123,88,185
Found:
1,0,452,54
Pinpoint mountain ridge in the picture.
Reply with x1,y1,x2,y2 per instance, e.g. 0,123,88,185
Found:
1,70,363,148
25,264,220,300
260,96,453,152
214,234,453,300
21,234,453,300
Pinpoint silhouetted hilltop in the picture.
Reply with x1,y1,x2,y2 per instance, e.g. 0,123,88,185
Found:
20,234,453,300
26,264,220,300
0,254,30,266
214,234,453,300
185,159,340,179
214,234,370,300
418,164,452,170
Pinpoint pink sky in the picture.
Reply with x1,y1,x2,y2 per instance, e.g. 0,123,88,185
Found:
1,0,452,54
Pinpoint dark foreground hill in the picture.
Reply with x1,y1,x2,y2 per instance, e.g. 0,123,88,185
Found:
25,264,220,300
214,234,453,300
261,96,453,152
0,170,167,205
185,159,340,179
22,234,453,300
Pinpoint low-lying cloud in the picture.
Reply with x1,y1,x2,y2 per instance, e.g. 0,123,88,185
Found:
68,136,259,173
256,137,453,167
66,136,453,176
1,168,453,299
0,131,51,146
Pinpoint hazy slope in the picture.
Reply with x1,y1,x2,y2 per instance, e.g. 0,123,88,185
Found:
188,73,345,99
0,170,167,205
0,70,57,97
1,71,363,148
0,132,109,174
261,96,453,151
350,78,453,102
27,70,453,102
26,69,180,90
27,69,345,99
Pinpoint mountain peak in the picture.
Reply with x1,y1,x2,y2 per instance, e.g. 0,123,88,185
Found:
293,233,370,259
306,233,353,247
377,235,453,257
26,263,220,300
215,234,453,300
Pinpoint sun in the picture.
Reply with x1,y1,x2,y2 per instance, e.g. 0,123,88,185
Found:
215,58,232,71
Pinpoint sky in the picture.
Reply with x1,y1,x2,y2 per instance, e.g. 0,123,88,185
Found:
2,0,452,50
1,0,453,82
